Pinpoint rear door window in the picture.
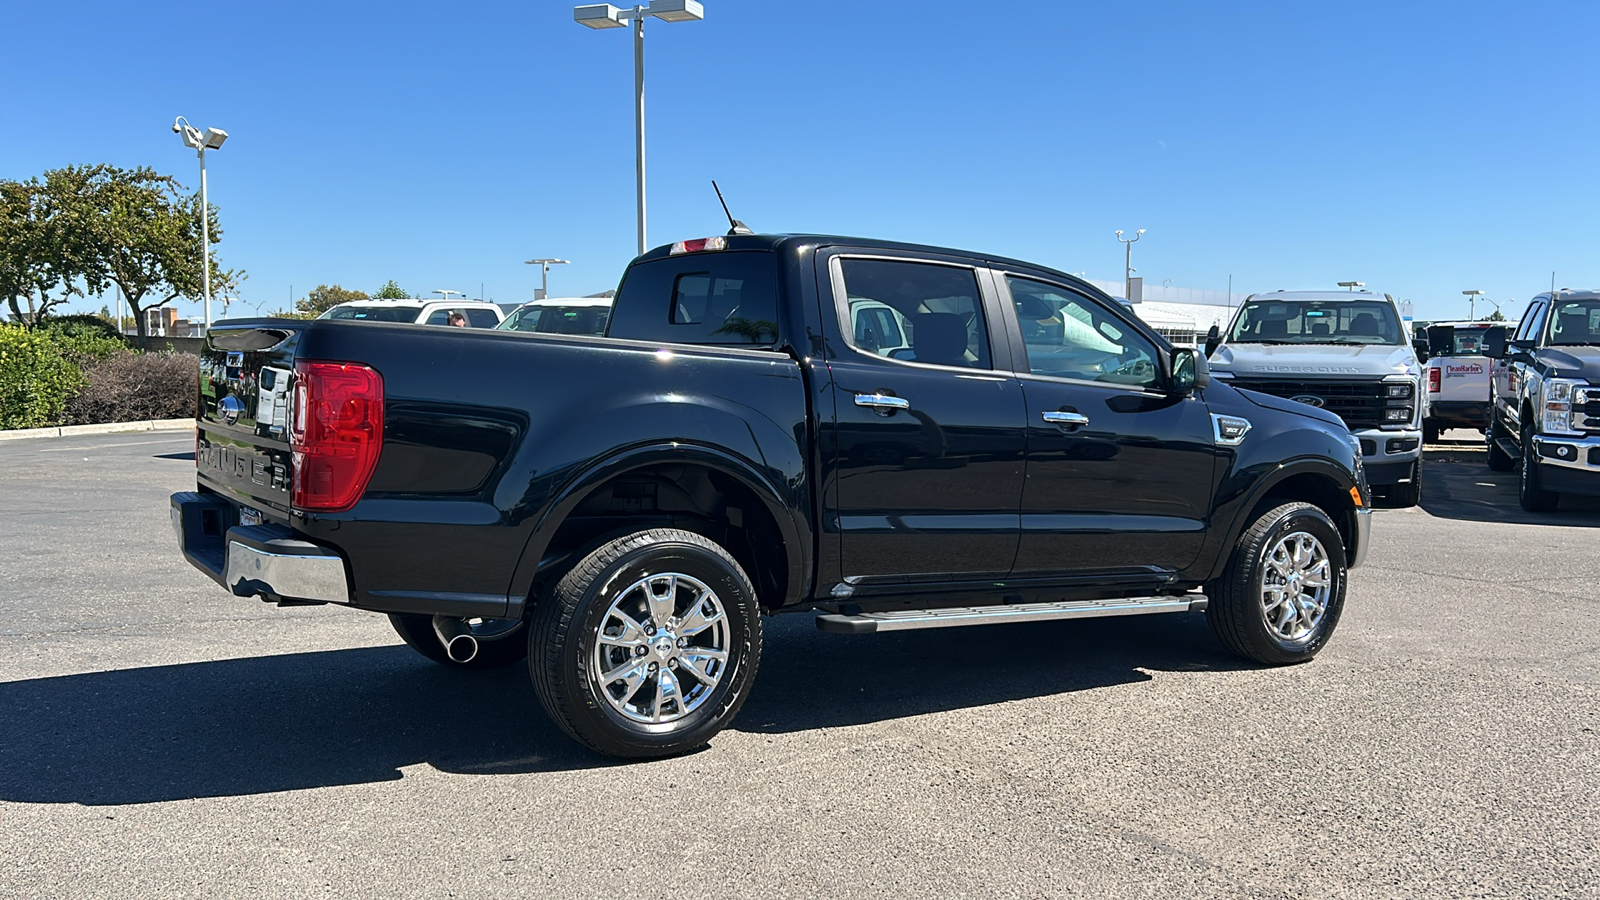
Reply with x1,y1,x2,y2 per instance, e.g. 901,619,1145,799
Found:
608,251,779,345
465,309,500,328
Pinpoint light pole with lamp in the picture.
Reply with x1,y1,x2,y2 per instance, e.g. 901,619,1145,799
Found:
434,289,463,303
1462,289,1484,320
171,117,228,332
574,1,705,257
1115,229,1144,302
1337,281,1365,291
525,258,570,300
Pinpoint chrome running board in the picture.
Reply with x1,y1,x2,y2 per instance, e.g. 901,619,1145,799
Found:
815,594,1207,634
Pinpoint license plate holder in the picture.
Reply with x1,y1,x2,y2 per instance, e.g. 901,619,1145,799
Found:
239,506,264,527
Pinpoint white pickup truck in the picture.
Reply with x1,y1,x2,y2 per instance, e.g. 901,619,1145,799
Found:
1420,320,1511,443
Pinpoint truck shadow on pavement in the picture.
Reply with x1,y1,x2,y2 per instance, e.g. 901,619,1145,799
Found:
1419,442,1600,526
0,613,1244,805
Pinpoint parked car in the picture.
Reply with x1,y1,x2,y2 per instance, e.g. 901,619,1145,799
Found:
1485,290,1600,511
1206,289,1424,507
497,297,614,336
172,233,1370,759
1420,320,1510,442
318,299,504,328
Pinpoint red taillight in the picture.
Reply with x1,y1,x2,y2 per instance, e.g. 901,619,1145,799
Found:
669,236,727,255
1427,367,1441,393
290,361,383,512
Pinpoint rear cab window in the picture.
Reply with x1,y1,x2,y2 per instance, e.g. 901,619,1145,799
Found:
608,251,780,346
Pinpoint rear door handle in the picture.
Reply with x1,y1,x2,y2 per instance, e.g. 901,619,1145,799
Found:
1042,411,1089,428
855,393,910,411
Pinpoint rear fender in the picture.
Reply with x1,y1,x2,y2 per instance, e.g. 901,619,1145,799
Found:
506,442,810,612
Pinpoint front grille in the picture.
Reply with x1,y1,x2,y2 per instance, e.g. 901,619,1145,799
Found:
1576,392,1600,432
1230,378,1389,429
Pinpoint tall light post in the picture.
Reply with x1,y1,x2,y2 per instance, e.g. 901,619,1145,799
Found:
1115,229,1144,302
575,1,705,256
1463,289,1484,320
1337,281,1365,291
525,258,570,300
434,289,463,303
171,117,228,331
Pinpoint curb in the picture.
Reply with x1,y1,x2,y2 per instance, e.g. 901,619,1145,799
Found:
0,418,195,443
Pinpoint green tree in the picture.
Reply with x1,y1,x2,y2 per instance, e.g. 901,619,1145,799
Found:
0,170,104,325
72,165,240,349
295,284,370,317
1487,309,1507,322
373,280,408,299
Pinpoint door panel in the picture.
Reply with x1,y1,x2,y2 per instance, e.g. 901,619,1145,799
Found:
823,255,1026,582
998,274,1218,577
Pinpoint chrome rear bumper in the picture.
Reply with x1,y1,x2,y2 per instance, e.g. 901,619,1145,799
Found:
171,492,350,604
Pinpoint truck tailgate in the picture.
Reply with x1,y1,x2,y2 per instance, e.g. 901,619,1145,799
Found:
196,321,305,522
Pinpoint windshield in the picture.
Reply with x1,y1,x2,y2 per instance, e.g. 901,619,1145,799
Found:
320,306,421,323
1228,299,1403,345
1546,300,1600,346
499,304,611,336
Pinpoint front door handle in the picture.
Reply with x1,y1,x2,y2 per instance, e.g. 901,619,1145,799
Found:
1042,410,1089,428
855,393,910,411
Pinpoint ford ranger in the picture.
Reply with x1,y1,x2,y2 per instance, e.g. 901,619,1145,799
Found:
172,233,1371,758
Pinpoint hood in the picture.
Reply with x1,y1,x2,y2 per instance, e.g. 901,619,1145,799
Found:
1224,384,1348,430
1536,346,1600,381
1211,342,1418,377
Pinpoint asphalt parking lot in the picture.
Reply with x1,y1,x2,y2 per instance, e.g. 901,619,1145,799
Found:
1,430,1596,899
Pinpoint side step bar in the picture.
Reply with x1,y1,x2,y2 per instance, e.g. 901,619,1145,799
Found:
815,594,1208,634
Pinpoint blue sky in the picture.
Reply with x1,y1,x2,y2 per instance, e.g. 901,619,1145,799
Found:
4,0,1596,323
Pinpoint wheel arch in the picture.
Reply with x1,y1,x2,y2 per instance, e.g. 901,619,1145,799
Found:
507,442,810,614
1204,458,1362,583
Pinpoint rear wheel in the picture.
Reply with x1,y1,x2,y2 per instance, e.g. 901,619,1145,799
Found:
1207,502,1347,666
389,614,528,669
1485,414,1516,472
1519,425,1560,512
530,528,762,759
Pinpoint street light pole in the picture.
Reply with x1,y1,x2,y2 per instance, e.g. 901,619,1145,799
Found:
524,258,571,300
1463,289,1484,321
1115,229,1144,301
575,1,705,257
171,117,228,332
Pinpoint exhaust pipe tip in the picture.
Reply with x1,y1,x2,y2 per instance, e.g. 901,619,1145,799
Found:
432,616,480,665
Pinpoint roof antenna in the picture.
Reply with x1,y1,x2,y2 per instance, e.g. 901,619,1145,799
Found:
713,181,753,236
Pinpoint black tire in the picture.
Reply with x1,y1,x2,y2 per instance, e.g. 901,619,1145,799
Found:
1423,420,1440,444
388,613,529,670
1519,425,1560,512
1485,414,1516,472
1207,502,1347,666
530,528,762,759
1380,460,1422,508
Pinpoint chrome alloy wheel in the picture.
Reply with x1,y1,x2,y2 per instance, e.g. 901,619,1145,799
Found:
592,572,730,725
1260,531,1332,642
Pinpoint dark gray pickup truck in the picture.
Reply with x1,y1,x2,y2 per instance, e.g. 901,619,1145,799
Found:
173,233,1371,757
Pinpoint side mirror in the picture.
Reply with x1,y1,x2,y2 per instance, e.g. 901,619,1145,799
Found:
1203,324,1221,358
1484,327,1507,360
1426,325,1454,358
1170,347,1209,394
1412,337,1431,363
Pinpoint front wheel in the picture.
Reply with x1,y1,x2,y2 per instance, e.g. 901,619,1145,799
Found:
1379,460,1422,508
529,529,762,759
1423,420,1440,444
1519,426,1560,512
1207,502,1347,666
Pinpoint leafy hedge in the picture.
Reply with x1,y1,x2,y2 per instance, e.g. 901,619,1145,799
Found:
0,324,87,429
0,318,196,430
62,350,197,425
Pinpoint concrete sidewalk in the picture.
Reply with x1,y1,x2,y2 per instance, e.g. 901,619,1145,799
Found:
0,418,194,442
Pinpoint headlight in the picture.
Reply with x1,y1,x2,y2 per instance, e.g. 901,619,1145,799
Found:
1542,378,1586,435
1385,382,1414,399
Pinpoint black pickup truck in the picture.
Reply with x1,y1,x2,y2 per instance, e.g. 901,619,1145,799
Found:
1484,289,1600,511
173,233,1371,758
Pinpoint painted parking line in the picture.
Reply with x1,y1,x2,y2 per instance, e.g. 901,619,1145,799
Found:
37,438,194,452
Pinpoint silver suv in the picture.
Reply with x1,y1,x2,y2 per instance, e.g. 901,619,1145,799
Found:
1206,289,1424,506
